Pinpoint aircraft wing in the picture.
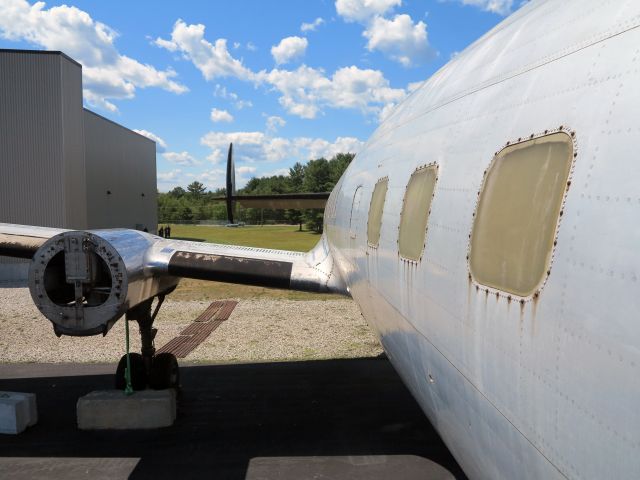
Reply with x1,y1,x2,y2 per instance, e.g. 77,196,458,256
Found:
0,222,345,294
217,193,330,210
0,222,347,336
146,233,345,293
0,223,68,259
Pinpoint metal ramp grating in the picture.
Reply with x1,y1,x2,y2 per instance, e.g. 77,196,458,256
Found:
156,300,238,358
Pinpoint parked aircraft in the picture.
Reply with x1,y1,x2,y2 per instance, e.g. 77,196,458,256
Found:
1,1,639,478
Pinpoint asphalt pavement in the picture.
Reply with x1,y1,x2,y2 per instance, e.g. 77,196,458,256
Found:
0,358,467,479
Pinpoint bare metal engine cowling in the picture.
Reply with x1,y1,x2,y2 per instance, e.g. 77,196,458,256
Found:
28,230,179,336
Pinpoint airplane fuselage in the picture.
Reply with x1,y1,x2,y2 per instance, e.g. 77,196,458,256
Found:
324,1,640,478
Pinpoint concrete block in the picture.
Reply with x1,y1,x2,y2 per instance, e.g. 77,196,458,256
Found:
77,389,176,430
0,391,37,434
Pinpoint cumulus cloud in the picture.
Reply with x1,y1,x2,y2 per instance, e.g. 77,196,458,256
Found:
265,115,286,133
271,36,308,65
155,19,255,81
335,0,401,22
0,0,187,112
159,19,405,121
363,14,434,66
201,130,363,165
213,84,253,110
210,108,234,123
260,168,290,178
293,136,364,160
133,129,167,152
301,17,325,32
162,151,201,166
335,0,434,67
157,168,184,190
407,80,424,92
237,166,257,175
260,65,406,119
451,0,514,15
158,169,183,182
193,168,226,190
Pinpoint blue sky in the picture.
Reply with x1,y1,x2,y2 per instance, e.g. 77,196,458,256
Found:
0,0,522,191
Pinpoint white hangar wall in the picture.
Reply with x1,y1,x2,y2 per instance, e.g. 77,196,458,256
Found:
0,50,87,229
0,49,157,282
84,110,157,231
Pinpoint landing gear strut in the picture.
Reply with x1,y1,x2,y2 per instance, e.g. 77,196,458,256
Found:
115,295,180,391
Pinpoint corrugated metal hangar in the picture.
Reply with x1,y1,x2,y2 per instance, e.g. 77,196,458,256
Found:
0,49,157,281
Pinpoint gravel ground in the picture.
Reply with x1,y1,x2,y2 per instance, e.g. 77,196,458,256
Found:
0,288,382,364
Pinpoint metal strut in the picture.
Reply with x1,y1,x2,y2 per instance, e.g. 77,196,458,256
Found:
125,295,165,376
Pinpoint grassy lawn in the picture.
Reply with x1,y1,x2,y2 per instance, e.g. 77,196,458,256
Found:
165,225,337,301
166,224,320,252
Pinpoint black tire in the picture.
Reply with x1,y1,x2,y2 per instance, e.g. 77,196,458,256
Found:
115,353,147,391
149,352,180,390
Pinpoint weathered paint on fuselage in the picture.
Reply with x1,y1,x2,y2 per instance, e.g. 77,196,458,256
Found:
325,1,640,478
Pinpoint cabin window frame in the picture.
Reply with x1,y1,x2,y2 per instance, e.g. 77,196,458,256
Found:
397,163,439,263
367,177,389,248
468,127,577,300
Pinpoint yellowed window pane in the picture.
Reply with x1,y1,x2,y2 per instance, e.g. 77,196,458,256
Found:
399,165,438,261
470,133,573,297
367,178,388,247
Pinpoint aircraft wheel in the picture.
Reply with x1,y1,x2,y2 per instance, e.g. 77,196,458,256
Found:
149,352,180,390
115,352,147,390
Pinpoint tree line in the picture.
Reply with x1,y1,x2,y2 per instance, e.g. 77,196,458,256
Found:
157,153,354,232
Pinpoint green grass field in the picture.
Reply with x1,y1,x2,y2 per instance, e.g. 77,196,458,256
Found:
167,224,320,252
165,225,337,301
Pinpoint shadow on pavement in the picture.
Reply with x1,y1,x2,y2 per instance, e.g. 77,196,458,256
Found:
0,358,467,479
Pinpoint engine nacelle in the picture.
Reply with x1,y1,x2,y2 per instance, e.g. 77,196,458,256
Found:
28,230,179,336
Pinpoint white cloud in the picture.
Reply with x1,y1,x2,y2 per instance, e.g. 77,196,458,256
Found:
192,168,226,190
160,20,405,121
260,64,406,119
335,0,401,22
453,0,513,15
293,136,364,160
133,129,167,152
407,80,424,92
202,131,267,163
271,36,308,65
237,166,257,174
301,17,325,32
266,115,286,133
213,84,253,110
235,99,253,110
158,169,183,182
155,19,255,81
210,108,234,123
261,168,290,178
201,130,363,165
0,0,187,112
233,41,240,49
157,168,184,190
163,151,201,166
363,14,434,66
246,42,257,51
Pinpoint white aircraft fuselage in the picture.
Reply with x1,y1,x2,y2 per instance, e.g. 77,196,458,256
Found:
323,1,640,478
1,2,638,479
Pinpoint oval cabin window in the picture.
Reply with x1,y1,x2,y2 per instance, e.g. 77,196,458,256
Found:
367,178,388,248
398,164,438,261
469,132,574,297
